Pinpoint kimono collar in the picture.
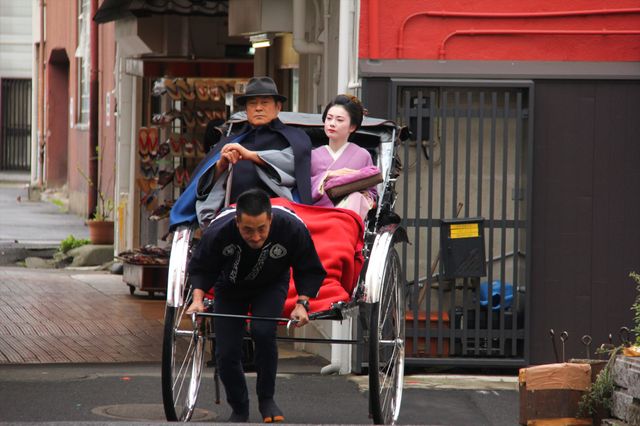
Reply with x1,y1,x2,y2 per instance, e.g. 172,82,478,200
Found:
325,142,350,160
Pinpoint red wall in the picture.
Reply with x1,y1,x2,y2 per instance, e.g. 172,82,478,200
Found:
359,0,640,61
44,0,117,216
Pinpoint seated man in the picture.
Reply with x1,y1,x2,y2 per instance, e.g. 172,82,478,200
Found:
186,189,326,423
169,76,313,229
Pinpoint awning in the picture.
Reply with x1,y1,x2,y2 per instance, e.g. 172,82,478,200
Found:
94,0,228,24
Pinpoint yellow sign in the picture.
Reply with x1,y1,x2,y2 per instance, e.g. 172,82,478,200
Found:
449,223,479,239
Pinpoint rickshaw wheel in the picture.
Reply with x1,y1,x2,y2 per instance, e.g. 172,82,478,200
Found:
161,287,206,421
368,247,405,425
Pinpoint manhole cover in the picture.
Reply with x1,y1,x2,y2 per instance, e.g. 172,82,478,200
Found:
92,403,217,421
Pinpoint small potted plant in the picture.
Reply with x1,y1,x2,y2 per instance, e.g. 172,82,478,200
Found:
79,147,115,245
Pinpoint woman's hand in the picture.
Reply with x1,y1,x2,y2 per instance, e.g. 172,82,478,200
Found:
327,168,357,178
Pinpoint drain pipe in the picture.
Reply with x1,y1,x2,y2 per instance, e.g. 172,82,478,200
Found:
336,0,351,94
36,0,45,187
88,0,99,218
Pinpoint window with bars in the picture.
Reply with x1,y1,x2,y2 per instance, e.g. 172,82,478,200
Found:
76,0,90,125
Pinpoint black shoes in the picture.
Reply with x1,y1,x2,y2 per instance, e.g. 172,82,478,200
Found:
259,398,284,423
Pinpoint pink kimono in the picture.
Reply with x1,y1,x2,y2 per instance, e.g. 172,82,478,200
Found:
310,143,378,218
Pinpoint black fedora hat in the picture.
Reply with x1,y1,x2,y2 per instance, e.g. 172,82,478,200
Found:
236,76,287,106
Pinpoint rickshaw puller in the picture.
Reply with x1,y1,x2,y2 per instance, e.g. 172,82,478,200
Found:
187,189,326,423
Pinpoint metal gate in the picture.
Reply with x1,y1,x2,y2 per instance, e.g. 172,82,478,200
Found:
1,79,32,171
392,79,534,367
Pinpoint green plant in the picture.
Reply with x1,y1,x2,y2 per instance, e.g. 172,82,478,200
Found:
630,271,640,346
577,346,621,418
50,198,67,212
59,235,90,253
77,146,114,221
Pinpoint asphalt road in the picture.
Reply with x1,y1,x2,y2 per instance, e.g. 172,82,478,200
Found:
0,363,518,425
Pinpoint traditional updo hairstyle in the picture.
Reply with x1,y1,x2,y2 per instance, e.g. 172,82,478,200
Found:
322,94,366,132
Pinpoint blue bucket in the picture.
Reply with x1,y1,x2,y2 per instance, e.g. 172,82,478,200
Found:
479,280,513,311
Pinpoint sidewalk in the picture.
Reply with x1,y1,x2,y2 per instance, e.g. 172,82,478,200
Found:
0,267,164,363
0,174,90,265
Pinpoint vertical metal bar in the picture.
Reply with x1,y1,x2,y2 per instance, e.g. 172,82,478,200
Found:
475,92,485,355
10,81,16,169
23,80,30,169
499,91,510,356
437,89,448,356
414,90,423,357
400,88,410,316
486,91,498,354
452,91,459,215
20,80,26,168
401,90,415,356
450,91,461,355
524,84,535,364
1,80,5,169
0,80,4,169
465,92,472,217
461,91,472,355
425,90,436,356
461,277,467,354
28,80,32,169
478,92,484,217
512,91,523,356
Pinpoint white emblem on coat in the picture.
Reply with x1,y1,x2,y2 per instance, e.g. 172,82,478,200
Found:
222,244,236,256
269,244,287,259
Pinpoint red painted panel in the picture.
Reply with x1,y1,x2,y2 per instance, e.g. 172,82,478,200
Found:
359,0,640,61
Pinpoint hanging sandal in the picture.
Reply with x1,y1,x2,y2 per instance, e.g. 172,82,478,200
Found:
147,127,159,157
169,134,182,156
176,78,196,101
164,78,181,100
138,127,149,156
182,108,196,129
195,79,209,101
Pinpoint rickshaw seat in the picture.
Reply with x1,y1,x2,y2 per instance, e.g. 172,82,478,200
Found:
273,198,365,317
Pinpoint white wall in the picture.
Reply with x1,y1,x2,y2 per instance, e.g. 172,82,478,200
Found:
0,0,33,78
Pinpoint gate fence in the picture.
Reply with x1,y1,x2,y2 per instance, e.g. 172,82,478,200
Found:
392,79,534,367
1,78,32,171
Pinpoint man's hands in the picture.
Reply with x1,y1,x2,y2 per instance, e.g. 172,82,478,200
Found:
186,289,206,315
290,297,310,327
215,143,266,175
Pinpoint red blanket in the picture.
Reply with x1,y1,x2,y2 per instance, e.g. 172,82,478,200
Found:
271,198,365,316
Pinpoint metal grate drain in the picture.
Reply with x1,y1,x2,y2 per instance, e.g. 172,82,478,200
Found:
91,404,217,421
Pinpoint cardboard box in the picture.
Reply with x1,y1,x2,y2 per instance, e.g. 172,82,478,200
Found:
519,363,592,425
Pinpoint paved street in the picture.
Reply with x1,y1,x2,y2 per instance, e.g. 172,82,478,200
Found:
0,266,519,425
0,362,518,425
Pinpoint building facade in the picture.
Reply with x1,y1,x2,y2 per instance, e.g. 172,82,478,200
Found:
357,0,640,365
0,1,33,173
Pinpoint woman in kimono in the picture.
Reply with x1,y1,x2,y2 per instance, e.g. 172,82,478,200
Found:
311,95,377,219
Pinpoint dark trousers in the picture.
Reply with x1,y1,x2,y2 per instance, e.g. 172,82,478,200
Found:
213,282,288,414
